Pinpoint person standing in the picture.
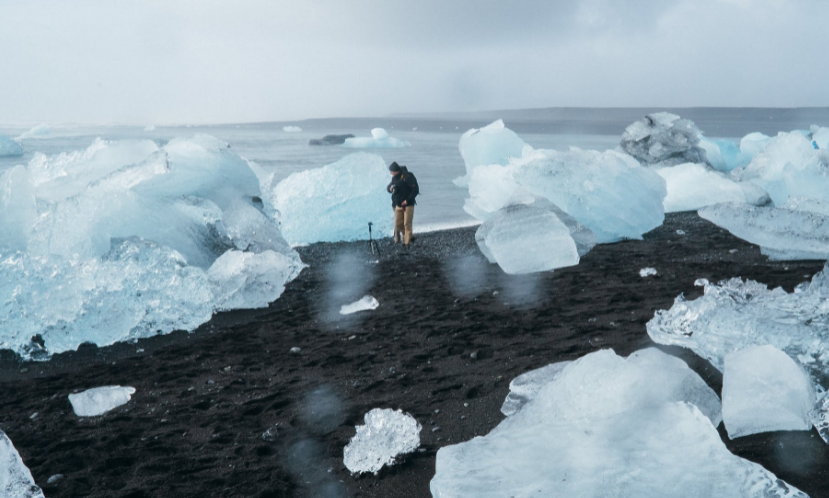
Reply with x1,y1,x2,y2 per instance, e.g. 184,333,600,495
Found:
387,161,419,245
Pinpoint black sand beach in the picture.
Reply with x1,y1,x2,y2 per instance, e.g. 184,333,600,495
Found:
2,212,828,498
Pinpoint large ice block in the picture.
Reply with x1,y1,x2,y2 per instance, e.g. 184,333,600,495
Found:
342,128,410,148
699,201,829,260
511,148,666,242
269,152,393,245
0,166,36,252
208,249,300,311
739,131,823,205
456,120,529,184
343,408,421,474
430,349,805,498
475,203,580,275
740,132,771,159
647,264,829,442
699,137,748,172
620,112,708,166
500,361,573,416
722,345,815,439
69,386,136,417
811,125,829,150
0,134,23,157
0,431,44,498
656,163,757,213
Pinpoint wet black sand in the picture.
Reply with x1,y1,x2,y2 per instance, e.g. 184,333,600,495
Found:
1,212,828,497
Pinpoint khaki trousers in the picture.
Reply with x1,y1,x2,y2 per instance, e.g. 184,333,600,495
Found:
394,205,415,244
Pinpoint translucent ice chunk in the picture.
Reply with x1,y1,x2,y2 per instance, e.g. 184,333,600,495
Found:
740,131,822,205
699,202,829,260
699,136,748,172
342,128,410,148
722,345,815,439
511,148,666,243
269,152,393,245
208,249,300,311
282,126,302,132
0,431,44,498
811,125,829,150
500,361,573,416
0,134,23,157
69,386,136,417
647,264,829,441
740,132,771,159
475,203,580,275
620,112,708,166
430,349,799,498
15,124,51,141
456,120,529,184
339,295,379,315
656,163,756,213
0,165,36,252
640,267,658,277
343,408,421,474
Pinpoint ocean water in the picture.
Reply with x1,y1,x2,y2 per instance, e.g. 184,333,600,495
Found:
3,108,829,230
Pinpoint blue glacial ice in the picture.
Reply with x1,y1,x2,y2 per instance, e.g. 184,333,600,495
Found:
68,386,136,417
812,125,829,149
0,134,23,157
455,119,529,186
647,264,829,442
698,136,750,172
722,345,815,439
0,136,302,360
430,348,805,498
0,431,44,498
342,128,410,148
619,112,708,166
268,152,393,245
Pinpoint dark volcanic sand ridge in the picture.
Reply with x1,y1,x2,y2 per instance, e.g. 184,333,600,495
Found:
1,212,828,498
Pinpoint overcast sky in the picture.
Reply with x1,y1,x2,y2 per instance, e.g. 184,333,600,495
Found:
1,0,827,124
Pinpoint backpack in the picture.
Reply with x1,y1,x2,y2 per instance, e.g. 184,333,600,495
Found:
400,166,420,198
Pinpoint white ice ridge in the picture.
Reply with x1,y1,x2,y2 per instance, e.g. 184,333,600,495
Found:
282,125,302,132
656,162,768,213
699,200,829,260
340,295,379,315
0,431,44,498
647,264,829,442
620,112,708,166
431,349,805,498
343,408,421,474
0,134,23,157
0,135,303,360
342,128,410,148
722,345,815,439
640,267,658,277
69,386,136,417
269,152,393,245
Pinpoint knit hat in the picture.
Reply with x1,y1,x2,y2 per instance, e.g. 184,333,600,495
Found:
388,161,402,172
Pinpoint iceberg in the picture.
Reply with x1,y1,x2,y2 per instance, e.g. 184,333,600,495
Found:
0,136,302,360
698,136,748,172
722,345,815,439
342,128,410,148
15,124,51,141
619,112,708,166
282,125,302,132
0,134,23,157
343,408,421,474
309,134,354,146
269,152,393,245
339,295,379,315
656,163,761,213
69,386,136,417
456,120,529,184
647,264,829,442
699,201,829,260
474,203,580,275
430,349,806,498
0,431,44,498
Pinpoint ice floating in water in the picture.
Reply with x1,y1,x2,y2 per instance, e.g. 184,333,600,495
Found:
640,267,658,277
430,349,805,498
143,125,156,132
647,264,829,442
282,125,302,132
722,345,815,439
474,203,579,275
0,431,44,498
500,361,572,416
656,163,765,213
15,124,51,141
456,120,529,185
269,152,393,245
699,200,829,260
0,134,23,157
339,295,379,315
698,136,749,172
0,136,302,360
342,128,410,148
69,386,136,417
620,112,708,166
343,408,421,474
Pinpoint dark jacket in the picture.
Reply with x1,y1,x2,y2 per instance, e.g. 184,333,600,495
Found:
387,167,419,208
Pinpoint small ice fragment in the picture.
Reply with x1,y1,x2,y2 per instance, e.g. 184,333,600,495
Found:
290,347,301,354
143,125,156,132
282,126,302,132
342,128,410,148
694,278,709,287
343,408,421,474
722,345,815,439
340,296,379,315
68,386,136,417
676,230,686,235
0,431,44,498
640,267,658,277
